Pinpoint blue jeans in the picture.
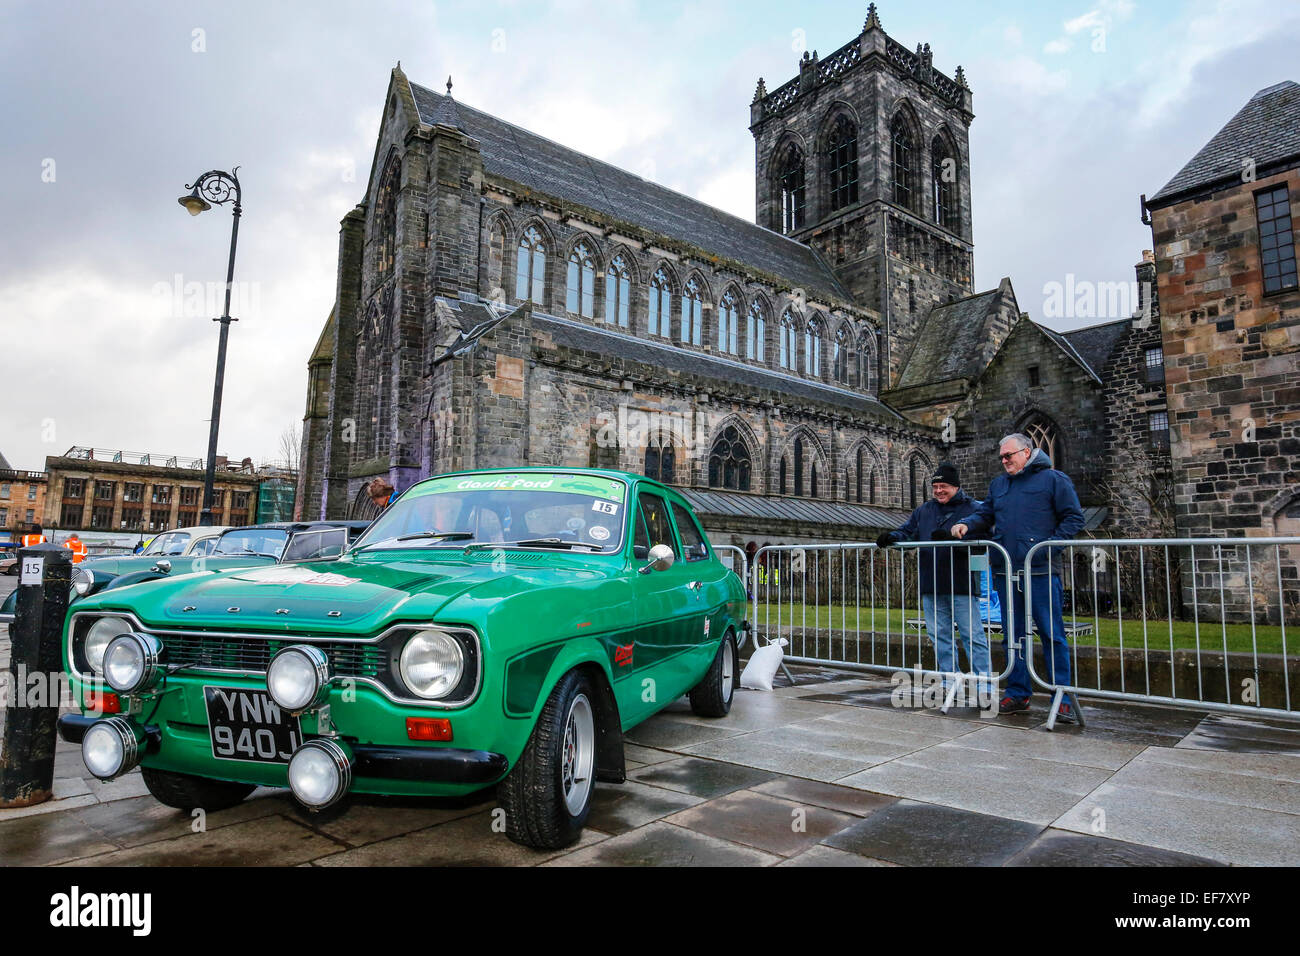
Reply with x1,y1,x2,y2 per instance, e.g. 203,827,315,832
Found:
997,573,1073,704
921,593,992,690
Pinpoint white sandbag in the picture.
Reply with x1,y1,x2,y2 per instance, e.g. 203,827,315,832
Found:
740,637,788,691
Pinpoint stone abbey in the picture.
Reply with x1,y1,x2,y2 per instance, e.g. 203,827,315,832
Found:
297,5,1300,557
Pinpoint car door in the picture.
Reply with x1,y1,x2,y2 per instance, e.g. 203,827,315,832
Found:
666,499,721,682
623,490,692,722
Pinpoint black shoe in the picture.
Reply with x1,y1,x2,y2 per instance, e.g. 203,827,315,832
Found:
998,695,1031,714
1056,703,1077,725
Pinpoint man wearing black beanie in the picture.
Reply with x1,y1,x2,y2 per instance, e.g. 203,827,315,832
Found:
876,462,992,700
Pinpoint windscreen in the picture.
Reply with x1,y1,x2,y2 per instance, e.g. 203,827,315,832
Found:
355,473,628,553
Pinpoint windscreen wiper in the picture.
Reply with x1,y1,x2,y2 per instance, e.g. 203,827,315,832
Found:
510,537,601,551
396,530,475,542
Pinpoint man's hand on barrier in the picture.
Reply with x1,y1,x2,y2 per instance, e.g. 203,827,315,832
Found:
951,523,968,539
875,532,896,549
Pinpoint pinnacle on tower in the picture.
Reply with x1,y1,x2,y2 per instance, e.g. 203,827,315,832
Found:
864,2,882,31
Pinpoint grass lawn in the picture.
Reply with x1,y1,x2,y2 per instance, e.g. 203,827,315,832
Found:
750,603,1296,656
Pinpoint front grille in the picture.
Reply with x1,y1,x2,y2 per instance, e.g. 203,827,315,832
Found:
160,633,386,678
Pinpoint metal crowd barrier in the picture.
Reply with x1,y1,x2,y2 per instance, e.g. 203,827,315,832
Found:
1024,537,1300,728
750,541,1016,711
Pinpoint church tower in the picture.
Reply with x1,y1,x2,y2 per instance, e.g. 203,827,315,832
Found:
750,4,975,386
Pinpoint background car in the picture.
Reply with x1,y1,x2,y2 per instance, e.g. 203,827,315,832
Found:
0,550,17,576
56,469,747,850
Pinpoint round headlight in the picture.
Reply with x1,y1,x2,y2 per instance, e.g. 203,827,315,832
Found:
267,645,331,714
81,716,142,781
72,566,95,596
102,633,163,695
399,629,464,700
85,617,132,674
288,738,352,810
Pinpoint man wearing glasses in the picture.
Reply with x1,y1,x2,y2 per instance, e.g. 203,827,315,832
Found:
951,433,1085,722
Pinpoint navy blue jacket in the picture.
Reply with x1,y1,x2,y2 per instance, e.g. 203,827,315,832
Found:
958,448,1086,576
884,489,981,595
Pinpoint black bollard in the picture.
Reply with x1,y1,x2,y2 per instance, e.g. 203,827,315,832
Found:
0,543,73,808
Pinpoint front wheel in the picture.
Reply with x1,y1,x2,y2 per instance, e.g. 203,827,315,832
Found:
498,669,597,850
689,630,737,717
141,766,256,812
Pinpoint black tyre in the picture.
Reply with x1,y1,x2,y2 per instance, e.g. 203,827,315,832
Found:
498,669,597,850
689,630,737,717
141,766,256,812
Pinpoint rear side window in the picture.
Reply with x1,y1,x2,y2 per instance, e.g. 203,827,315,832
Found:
638,493,679,557
670,502,709,561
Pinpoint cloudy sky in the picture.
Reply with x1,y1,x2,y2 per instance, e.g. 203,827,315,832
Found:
2,0,1297,472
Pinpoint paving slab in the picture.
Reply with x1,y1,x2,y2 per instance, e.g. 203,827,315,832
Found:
311,808,606,866
664,790,857,857
1061,698,1208,747
0,810,119,866
87,771,152,803
1006,828,1226,866
1103,752,1300,815
307,794,494,848
57,813,344,866
1137,744,1300,782
1053,782,1300,865
901,740,1116,793
750,777,898,817
1176,712,1300,755
681,735,868,782
586,780,705,835
667,693,844,732
814,705,980,741
622,716,741,750
836,755,1105,827
948,724,1146,770
542,820,780,866
824,799,1043,866
0,791,98,821
67,792,290,850
626,757,774,798
776,845,899,866
620,744,679,766
735,719,951,767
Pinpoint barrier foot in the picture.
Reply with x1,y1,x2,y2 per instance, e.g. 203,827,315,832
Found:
939,678,963,714
1044,686,1066,732
1071,693,1088,729
779,662,797,686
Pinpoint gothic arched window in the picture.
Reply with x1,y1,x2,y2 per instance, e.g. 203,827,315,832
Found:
680,277,703,346
1023,415,1062,469
747,301,766,362
779,310,797,371
804,320,822,378
515,226,546,303
810,463,819,499
566,242,596,317
826,116,858,211
648,267,672,336
778,145,806,234
833,326,850,384
605,255,631,327
486,219,507,296
855,447,864,503
645,439,675,484
718,290,739,354
857,332,874,392
779,457,788,494
794,437,805,496
707,426,752,491
931,136,959,232
891,114,918,213
375,155,400,278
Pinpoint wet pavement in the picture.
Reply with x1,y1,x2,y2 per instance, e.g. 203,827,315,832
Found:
2,646,1299,865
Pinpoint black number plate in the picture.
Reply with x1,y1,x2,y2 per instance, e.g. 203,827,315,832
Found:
204,686,302,764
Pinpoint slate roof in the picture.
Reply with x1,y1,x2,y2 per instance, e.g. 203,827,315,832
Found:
676,486,911,530
527,309,905,420
409,83,851,304
1149,80,1300,206
1059,318,1129,377
0,450,10,471
894,289,1001,389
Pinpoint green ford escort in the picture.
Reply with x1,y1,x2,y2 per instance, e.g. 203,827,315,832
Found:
58,468,747,848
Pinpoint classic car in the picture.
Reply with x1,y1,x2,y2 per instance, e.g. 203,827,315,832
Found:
0,550,17,576
0,521,372,625
57,468,746,849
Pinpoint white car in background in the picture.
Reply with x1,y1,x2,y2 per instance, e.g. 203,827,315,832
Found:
136,525,232,558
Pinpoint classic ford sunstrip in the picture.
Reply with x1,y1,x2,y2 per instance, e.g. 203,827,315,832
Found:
58,468,746,848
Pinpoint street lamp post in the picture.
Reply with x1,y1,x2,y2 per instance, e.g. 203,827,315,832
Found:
177,168,242,527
